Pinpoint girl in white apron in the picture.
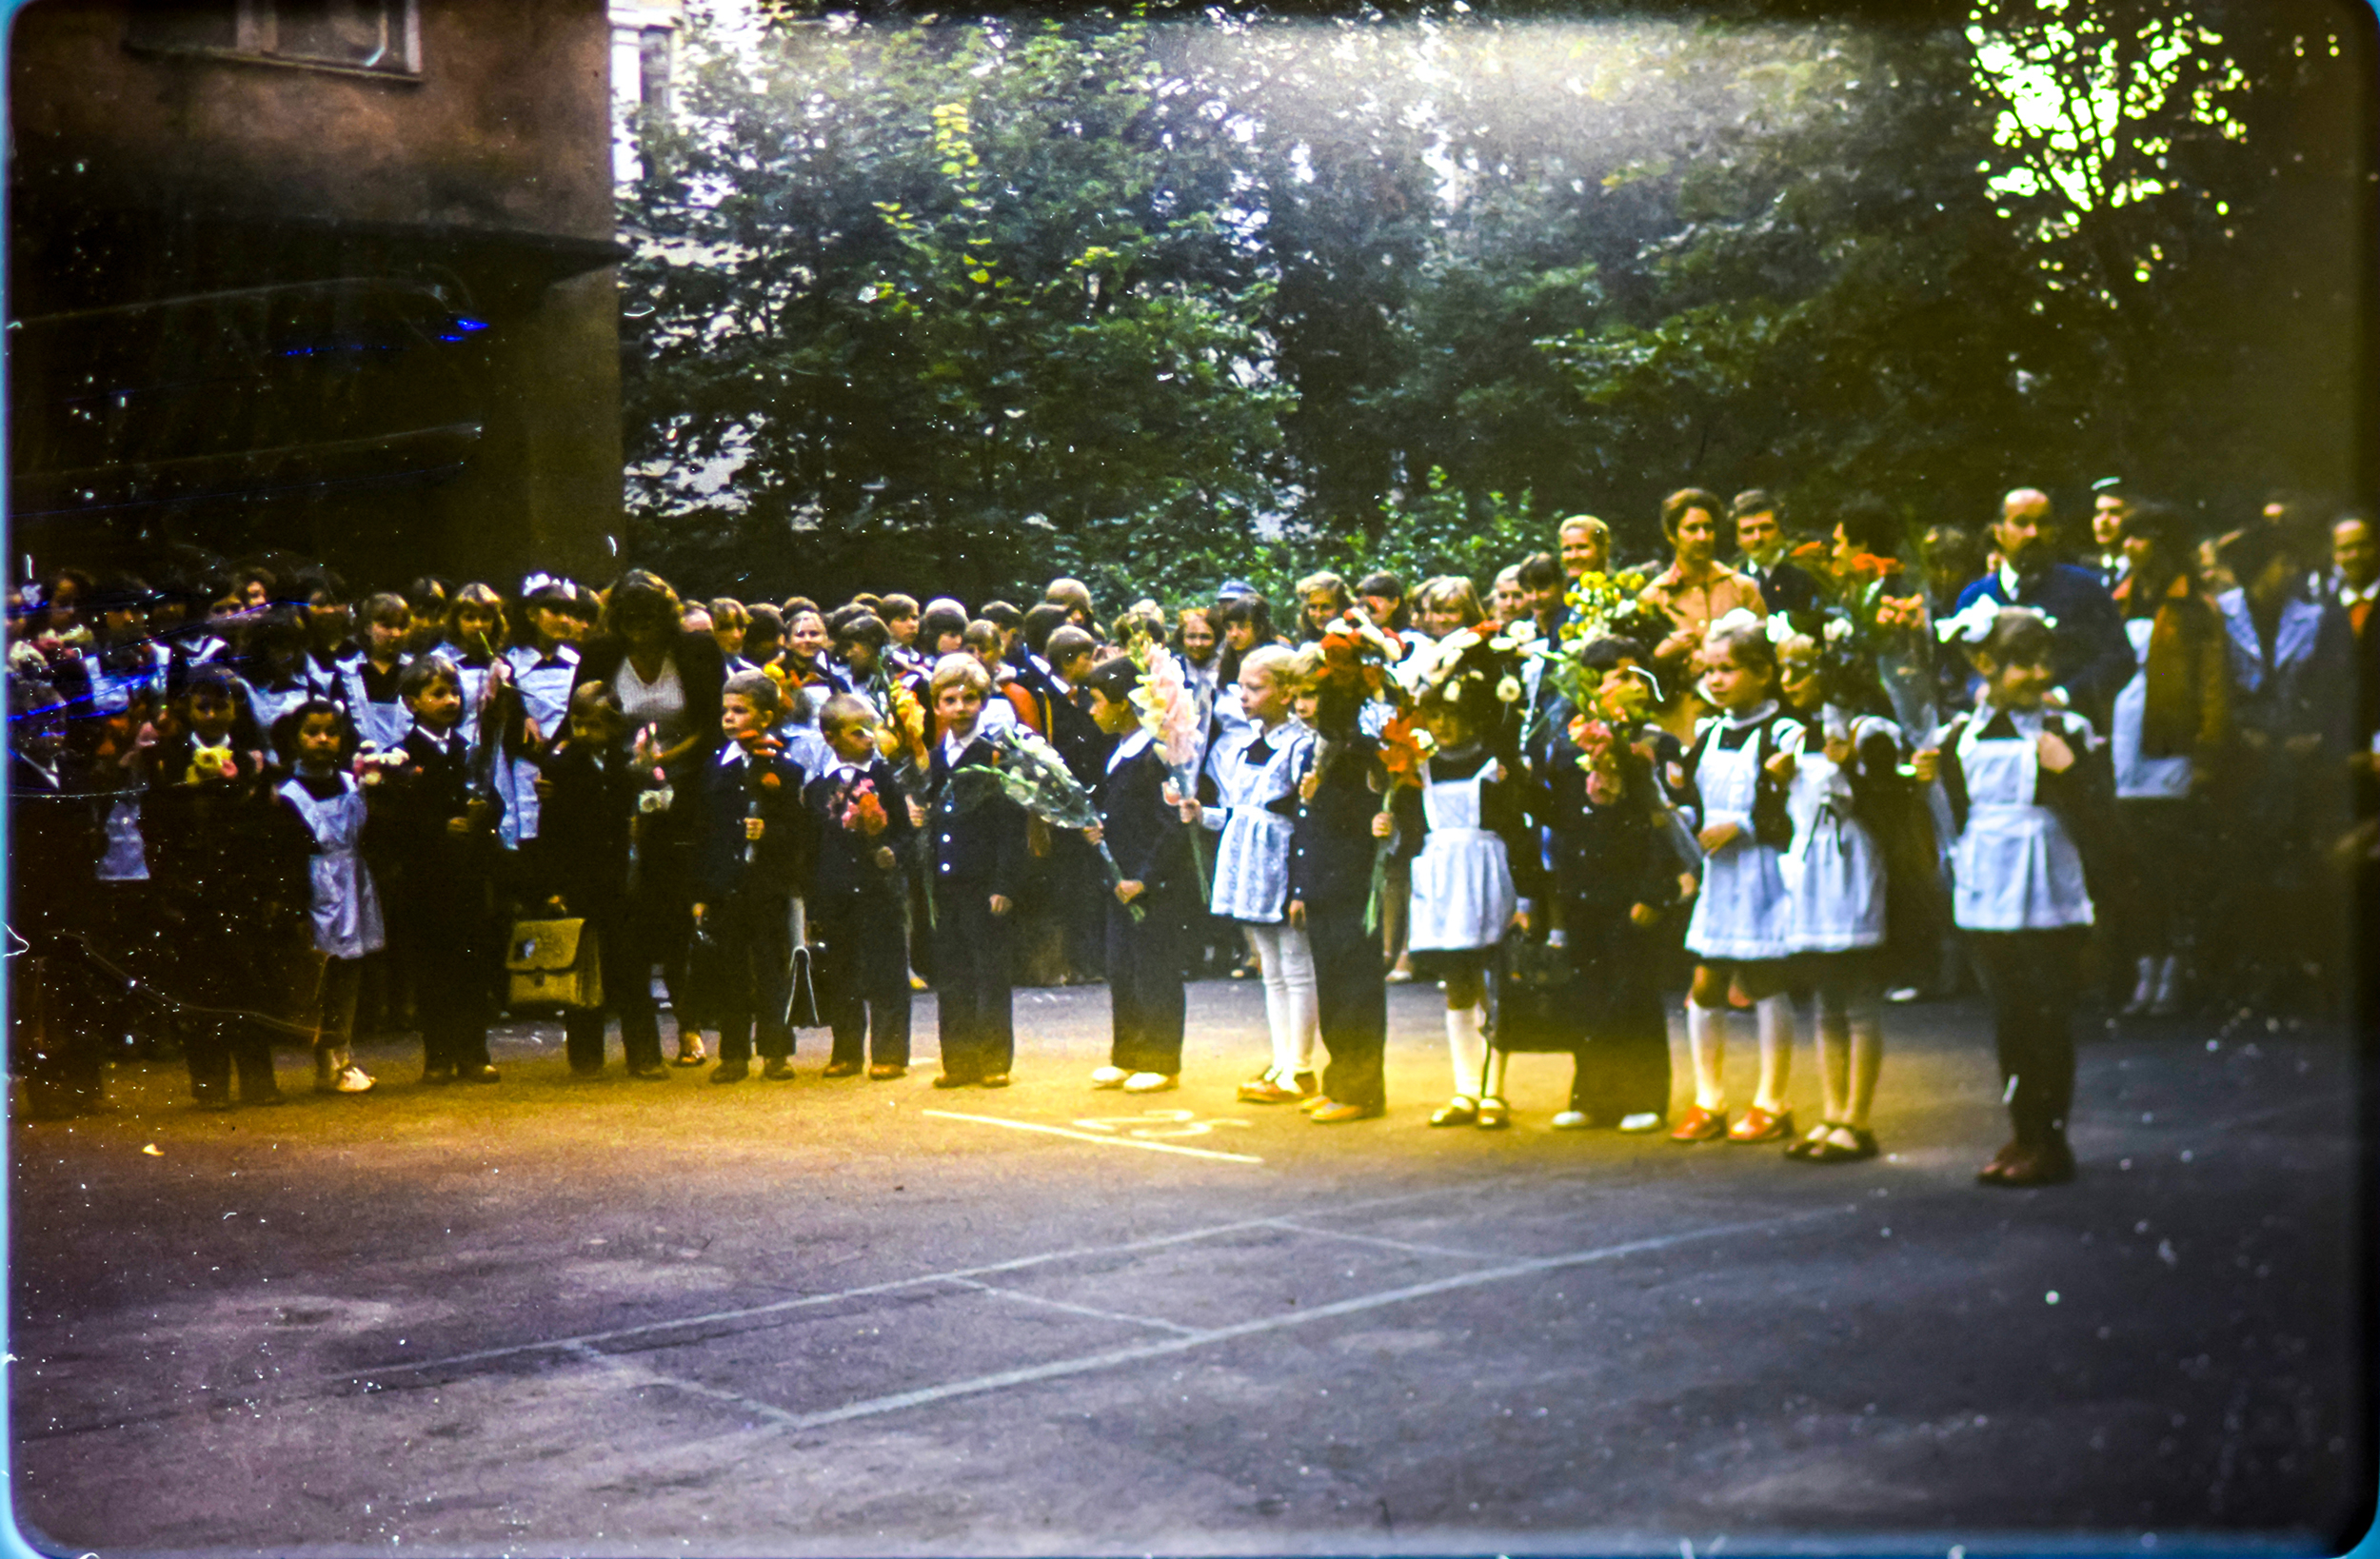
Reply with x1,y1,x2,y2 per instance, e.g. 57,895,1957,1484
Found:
337,594,415,757
499,577,585,851
276,699,383,1095
1775,637,1895,1164
1915,605,2102,1188
1402,670,1524,1129
1189,645,1319,1103
1672,613,1803,1145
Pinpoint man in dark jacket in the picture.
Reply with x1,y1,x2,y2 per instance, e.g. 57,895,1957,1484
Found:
1733,491,1827,622
1081,657,1194,1090
1952,487,2133,726
689,673,810,1082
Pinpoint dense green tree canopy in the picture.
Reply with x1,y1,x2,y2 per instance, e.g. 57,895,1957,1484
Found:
618,0,2369,606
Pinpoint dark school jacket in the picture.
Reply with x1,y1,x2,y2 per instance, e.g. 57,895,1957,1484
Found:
688,743,810,905
804,757,917,909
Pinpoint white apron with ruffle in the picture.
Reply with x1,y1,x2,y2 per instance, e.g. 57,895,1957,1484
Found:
1405,761,1516,952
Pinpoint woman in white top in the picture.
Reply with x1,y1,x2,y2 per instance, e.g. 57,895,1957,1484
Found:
1915,606,2109,1189
1183,645,1318,1103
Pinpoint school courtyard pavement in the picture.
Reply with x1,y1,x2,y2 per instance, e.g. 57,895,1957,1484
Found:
7,979,2370,1557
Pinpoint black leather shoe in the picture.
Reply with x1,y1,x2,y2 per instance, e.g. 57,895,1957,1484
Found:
821,1060,863,1079
627,1063,670,1081
931,1073,975,1089
711,1061,750,1084
762,1058,796,1080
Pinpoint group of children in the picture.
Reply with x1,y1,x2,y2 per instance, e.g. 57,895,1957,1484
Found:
7,531,2127,1189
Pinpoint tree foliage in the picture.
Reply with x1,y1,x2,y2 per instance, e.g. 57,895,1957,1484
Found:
619,0,2368,604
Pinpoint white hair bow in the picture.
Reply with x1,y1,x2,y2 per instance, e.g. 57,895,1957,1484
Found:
1937,596,2056,644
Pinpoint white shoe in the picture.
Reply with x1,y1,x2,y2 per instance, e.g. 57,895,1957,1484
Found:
1617,1112,1662,1134
1123,1072,1178,1094
325,1065,374,1095
1551,1110,1590,1130
1091,1066,1129,1089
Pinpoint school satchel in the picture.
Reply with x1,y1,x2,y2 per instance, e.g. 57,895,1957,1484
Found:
506,918,605,1012
1488,931,1581,1056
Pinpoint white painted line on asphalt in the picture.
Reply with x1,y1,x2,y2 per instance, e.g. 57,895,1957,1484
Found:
770,1207,1852,1433
940,1276,1204,1337
563,1340,808,1431
922,1109,1265,1163
1255,1218,1501,1263
330,1186,1480,1386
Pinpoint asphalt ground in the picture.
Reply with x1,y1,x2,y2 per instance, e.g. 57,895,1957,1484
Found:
7,979,2370,1556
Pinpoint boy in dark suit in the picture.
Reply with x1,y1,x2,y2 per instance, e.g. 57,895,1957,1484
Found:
380,654,504,1083
913,654,1026,1087
804,693,917,1079
690,672,810,1082
1283,655,1390,1122
1080,656,1193,1091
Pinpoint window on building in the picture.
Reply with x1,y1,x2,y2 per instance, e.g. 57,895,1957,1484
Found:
126,0,421,78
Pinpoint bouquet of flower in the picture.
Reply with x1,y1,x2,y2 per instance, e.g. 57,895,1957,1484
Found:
879,679,932,793
839,777,891,837
1128,639,1212,899
1365,710,1436,934
950,724,1141,920
1558,567,1652,643
1804,555,1937,747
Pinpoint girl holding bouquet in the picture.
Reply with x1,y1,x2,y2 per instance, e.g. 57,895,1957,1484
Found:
1398,652,1531,1129
805,693,917,1079
1181,644,1319,1103
1669,611,1803,1145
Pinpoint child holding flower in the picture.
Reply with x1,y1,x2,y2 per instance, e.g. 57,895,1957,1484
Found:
804,693,917,1079
1081,656,1196,1092
1669,611,1803,1145
688,671,811,1083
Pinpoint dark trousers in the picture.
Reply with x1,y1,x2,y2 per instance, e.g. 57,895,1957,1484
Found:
819,893,913,1069
400,898,494,1074
1061,838,1108,980
168,933,278,1103
1968,927,2085,1146
1563,910,1672,1122
700,892,794,1063
933,893,1014,1080
1105,897,1186,1076
1309,902,1386,1109
12,947,113,1115
563,901,664,1072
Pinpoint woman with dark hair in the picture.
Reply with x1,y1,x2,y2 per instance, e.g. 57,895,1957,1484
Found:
1638,488,1767,738
2108,503,2228,1016
573,569,728,1064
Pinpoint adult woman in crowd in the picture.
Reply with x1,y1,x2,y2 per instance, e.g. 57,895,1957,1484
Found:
574,571,727,1063
1638,487,1767,738
2108,503,2229,1016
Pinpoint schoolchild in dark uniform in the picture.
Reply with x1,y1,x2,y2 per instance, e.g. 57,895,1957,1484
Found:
1915,605,2112,1187
10,676,109,1117
689,672,810,1083
1282,651,1390,1122
1530,674,1693,1134
143,665,306,1108
532,682,670,1078
913,653,1027,1088
1080,656,1194,1091
380,653,505,1083
805,693,917,1079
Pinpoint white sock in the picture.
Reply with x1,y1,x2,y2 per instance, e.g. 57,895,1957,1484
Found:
1687,1002,1725,1112
1755,993,1795,1115
1446,1003,1488,1097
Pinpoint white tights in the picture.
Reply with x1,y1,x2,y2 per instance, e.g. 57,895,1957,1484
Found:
1685,992,1795,1115
1243,922,1318,1079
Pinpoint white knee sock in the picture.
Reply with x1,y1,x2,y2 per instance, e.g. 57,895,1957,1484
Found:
1251,926,1293,1079
1687,1002,1725,1112
1446,1002,1487,1098
1278,926,1319,1074
1755,993,1795,1115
